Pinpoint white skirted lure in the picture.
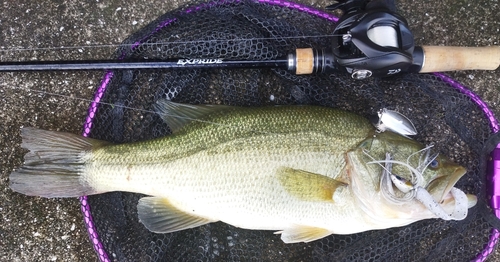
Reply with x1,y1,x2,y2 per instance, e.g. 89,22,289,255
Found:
375,108,417,136
390,174,469,220
371,151,469,220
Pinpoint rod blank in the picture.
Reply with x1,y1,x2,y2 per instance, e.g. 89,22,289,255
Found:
0,58,288,71
0,49,339,75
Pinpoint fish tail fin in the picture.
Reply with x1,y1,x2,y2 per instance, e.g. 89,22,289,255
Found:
9,127,110,198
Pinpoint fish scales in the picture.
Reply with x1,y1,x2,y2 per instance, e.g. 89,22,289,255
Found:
87,105,372,189
85,106,372,232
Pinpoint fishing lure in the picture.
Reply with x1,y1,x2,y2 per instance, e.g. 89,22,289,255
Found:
370,149,470,220
374,108,417,136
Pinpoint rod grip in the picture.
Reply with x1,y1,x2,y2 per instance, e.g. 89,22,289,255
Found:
294,48,314,75
419,46,500,73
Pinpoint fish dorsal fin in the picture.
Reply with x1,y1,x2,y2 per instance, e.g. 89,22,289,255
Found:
277,167,347,202
137,197,215,233
275,225,332,243
154,99,233,133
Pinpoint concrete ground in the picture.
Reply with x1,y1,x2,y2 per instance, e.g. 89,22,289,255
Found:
0,0,498,261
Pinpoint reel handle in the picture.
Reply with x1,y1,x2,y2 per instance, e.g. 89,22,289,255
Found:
418,46,500,73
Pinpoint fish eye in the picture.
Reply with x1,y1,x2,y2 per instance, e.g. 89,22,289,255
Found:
429,159,439,169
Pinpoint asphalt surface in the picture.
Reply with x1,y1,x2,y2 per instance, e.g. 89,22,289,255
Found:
0,0,499,261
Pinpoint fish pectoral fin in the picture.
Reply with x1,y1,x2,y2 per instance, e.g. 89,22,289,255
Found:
275,225,332,243
277,167,347,202
154,99,234,133
137,197,215,234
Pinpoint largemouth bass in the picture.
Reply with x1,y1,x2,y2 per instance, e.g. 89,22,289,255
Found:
9,101,477,243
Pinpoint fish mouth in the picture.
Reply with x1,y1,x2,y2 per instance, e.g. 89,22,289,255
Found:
427,166,467,203
417,166,477,220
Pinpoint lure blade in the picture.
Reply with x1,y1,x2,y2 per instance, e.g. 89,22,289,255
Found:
376,108,417,136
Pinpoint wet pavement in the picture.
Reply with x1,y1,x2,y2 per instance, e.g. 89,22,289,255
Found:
0,0,498,261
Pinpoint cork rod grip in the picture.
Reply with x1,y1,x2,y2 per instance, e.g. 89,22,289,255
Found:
419,46,500,73
295,48,314,75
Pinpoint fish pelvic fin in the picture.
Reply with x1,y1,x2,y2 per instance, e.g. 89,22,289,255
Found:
275,225,332,243
9,127,109,198
137,197,215,233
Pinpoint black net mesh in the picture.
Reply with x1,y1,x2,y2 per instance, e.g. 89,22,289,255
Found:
80,0,500,261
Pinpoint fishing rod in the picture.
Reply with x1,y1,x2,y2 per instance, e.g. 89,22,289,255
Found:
0,0,499,79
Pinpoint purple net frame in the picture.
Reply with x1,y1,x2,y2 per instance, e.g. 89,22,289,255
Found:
79,1,500,261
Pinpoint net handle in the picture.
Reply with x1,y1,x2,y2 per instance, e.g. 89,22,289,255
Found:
419,46,500,73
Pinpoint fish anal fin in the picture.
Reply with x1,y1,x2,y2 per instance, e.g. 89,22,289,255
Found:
137,197,215,234
154,99,233,133
277,167,347,202
275,225,332,243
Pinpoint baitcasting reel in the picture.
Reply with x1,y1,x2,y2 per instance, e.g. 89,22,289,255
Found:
327,0,422,79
